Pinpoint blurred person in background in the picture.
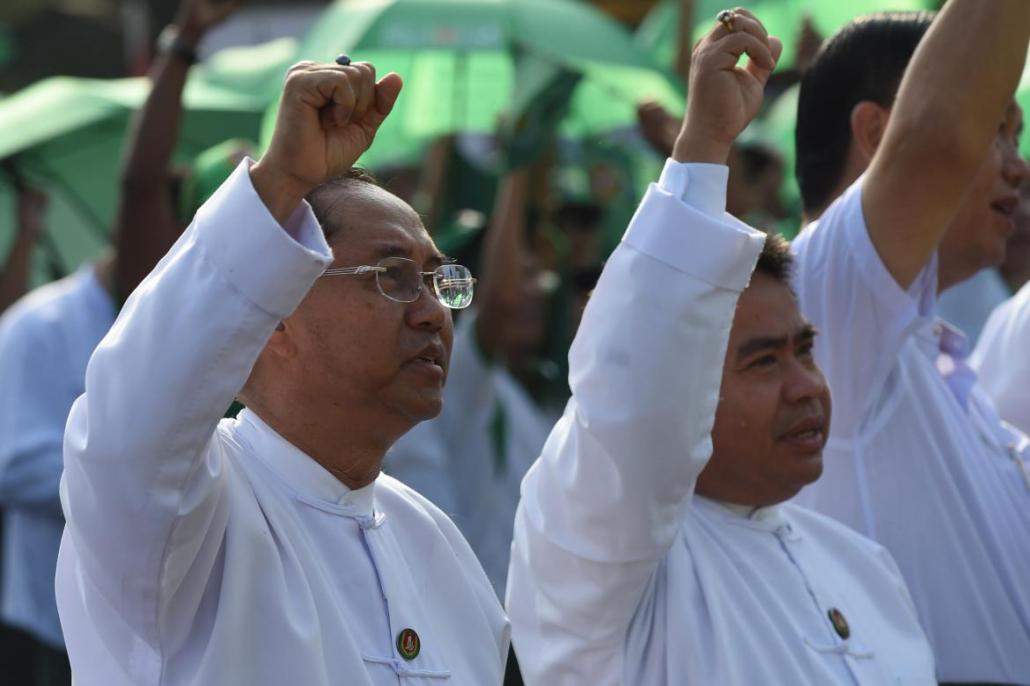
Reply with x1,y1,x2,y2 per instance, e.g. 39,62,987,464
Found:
386,165,570,598
971,180,1030,438
999,177,1030,293
637,101,789,233
0,0,241,682
0,171,47,314
0,163,48,686
790,6,1030,683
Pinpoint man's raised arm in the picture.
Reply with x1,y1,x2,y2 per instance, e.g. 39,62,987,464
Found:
863,0,1030,289
113,0,241,301
506,14,777,684
60,61,401,642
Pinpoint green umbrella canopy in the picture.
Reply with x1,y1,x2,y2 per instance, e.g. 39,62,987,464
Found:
1016,47,1030,158
0,76,265,287
636,0,934,72
263,0,683,168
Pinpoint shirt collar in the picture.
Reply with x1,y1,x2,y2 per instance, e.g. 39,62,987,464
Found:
233,409,375,516
694,495,792,534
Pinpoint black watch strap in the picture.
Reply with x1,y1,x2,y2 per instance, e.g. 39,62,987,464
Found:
157,26,198,65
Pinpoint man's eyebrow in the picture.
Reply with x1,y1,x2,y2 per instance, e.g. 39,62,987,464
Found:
371,243,412,259
737,324,818,359
737,335,788,359
369,243,449,269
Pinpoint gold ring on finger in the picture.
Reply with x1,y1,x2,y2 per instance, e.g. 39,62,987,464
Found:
717,9,736,33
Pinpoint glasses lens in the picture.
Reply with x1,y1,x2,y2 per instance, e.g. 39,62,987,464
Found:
376,257,421,302
434,264,475,309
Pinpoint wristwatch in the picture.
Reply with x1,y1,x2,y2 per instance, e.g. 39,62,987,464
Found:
157,26,198,65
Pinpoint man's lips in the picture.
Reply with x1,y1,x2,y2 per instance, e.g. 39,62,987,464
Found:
407,341,447,375
778,416,827,452
991,194,1020,233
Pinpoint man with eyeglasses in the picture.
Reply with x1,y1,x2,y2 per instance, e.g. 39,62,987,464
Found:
54,60,508,685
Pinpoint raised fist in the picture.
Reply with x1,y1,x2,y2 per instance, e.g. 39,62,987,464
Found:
251,61,403,217
674,8,782,164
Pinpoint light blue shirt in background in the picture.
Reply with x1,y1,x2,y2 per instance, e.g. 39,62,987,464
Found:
0,265,114,647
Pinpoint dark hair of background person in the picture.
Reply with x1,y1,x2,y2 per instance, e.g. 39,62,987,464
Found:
795,11,934,215
305,167,380,244
756,233,794,284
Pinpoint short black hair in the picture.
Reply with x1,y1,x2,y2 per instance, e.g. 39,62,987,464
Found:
795,11,934,215
755,232,793,285
305,167,380,243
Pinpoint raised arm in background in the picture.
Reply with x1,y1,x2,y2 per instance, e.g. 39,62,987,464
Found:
0,180,46,313
862,0,1030,289
112,0,241,301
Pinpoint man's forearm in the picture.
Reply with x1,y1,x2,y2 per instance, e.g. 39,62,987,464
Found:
865,0,1030,288
891,0,1029,161
0,231,37,312
119,40,193,191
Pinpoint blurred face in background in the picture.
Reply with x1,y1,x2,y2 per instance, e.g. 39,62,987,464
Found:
1001,178,1030,293
938,103,1029,290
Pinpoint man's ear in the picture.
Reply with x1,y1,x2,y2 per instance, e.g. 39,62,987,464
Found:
849,101,891,166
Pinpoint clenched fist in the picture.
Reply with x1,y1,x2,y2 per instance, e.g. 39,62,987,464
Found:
251,61,403,223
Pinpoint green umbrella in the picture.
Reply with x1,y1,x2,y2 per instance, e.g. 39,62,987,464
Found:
1016,47,1030,158
0,76,265,286
636,0,934,72
269,0,684,168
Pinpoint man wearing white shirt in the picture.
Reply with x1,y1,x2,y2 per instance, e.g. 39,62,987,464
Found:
507,12,935,685
56,60,508,685
972,284,1030,440
790,3,1030,684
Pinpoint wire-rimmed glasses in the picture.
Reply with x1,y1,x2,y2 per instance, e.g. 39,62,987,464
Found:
321,256,476,309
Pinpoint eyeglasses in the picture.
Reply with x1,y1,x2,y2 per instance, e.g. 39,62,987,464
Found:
321,256,476,309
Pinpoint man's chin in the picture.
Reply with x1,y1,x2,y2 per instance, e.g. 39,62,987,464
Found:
405,393,444,422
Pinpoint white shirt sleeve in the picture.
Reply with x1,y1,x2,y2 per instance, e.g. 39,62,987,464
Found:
506,160,765,685
59,160,332,645
791,177,937,440
972,283,1030,435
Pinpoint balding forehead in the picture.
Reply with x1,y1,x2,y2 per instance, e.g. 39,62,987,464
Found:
315,182,425,243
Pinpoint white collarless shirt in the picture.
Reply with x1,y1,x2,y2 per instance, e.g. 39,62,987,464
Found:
56,161,509,686
506,161,935,685
792,176,1030,684
973,280,1030,439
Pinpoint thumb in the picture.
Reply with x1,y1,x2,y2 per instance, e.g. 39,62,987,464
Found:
374,73,404,119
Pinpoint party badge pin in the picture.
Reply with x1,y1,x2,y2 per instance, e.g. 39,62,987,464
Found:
397,628,421,660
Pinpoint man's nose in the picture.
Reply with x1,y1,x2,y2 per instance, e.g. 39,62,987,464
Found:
1003,142,1030,188
406,286,449,332
783,359,828,405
